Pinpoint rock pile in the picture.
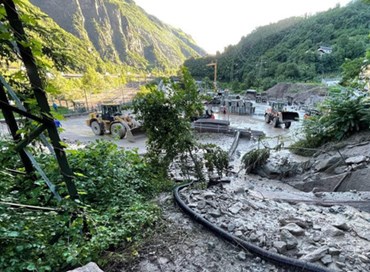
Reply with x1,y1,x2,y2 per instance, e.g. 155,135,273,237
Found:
182,184,370,272
251,138,370,193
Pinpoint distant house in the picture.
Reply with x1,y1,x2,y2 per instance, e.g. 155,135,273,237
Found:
318,46,333,54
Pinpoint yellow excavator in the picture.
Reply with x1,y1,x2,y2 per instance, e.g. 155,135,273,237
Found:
86,104,142,142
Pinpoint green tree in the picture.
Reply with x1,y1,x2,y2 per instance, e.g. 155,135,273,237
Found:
341,58,364,86
81,67,104,110
133,67,204,177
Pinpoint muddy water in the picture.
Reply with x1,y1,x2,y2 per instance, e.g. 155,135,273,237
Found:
202,103,309,171
214,102,304,141
1,104,306,163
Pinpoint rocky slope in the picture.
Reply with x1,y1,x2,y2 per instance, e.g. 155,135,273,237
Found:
179,178,370,272
254,131,370,194
105,132,370,272
65,127,370,272
265,83,328,105
29,0,206,70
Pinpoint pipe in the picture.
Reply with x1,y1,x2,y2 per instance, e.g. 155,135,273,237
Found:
173,182,332,272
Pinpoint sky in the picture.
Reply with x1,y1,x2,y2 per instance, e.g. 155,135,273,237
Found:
134,0,353,55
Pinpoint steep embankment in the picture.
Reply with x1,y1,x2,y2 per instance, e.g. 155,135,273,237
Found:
265,83,328,104
29,0,206,70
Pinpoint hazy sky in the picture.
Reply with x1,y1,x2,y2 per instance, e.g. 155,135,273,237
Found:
134,0,353,54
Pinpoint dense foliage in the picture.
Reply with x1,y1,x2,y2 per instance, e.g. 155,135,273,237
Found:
290,89,370,156
0,140,166,271
133,67,204,172
185,0,370,90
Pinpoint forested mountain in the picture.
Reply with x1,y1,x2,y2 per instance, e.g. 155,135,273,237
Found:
28,0,206,72
185,0,370,90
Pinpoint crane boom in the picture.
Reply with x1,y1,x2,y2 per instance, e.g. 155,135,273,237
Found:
206,62,217,90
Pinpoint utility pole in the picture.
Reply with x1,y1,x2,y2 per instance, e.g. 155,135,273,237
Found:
83,88,89,112
206,61,217,91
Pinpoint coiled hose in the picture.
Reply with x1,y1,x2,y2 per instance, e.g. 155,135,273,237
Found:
173,181,333,272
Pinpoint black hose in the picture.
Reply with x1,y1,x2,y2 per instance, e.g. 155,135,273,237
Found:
173,182,333,272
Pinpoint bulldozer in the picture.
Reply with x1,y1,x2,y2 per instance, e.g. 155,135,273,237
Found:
86,104,142,142
264,102,299,129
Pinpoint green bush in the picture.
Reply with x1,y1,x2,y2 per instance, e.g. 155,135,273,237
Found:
290,90,370,155
202,144,229,177
241,148,270,173
0,140,168,271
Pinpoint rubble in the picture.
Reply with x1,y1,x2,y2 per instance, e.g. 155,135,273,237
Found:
178,177,370,271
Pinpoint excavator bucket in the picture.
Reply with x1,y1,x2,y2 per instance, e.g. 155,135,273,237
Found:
281,112,299,122
131,126,145,135
125,129,135,143
124,127,145,142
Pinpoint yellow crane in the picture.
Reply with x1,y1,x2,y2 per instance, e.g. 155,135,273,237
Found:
206,61,217,91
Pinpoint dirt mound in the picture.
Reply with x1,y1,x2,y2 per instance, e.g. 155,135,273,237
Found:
265,83,328,104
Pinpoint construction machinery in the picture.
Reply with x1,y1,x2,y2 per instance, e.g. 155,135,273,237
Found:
264,102,299,129
86,104,142,142
244,89,257,101
256,92,267,103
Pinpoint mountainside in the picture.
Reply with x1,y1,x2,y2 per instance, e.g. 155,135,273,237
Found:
29,0,206,71
185,0,370,90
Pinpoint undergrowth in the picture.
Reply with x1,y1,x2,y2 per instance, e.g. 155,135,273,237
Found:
0,140,171,271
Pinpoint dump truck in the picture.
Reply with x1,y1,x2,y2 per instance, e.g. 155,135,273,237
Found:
86,104,142,142
264,102,299,128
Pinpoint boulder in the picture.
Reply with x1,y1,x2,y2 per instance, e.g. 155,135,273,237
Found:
208,209,222,218
314,156,343,172
273,241,287,253
280,229,298,249
238,251,247,260
321,254,333,265
345,155,367,164
336,168,370,192
301,246,329,262
229,203,243,214
280,223,305,236
67,263,103,272
323,226,345,237
332,220,351,231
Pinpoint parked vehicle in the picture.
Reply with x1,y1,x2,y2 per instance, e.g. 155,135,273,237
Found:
264,102,299,128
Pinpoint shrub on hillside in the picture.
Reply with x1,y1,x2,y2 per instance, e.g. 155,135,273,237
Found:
241,148,270,173
290,90,370,155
